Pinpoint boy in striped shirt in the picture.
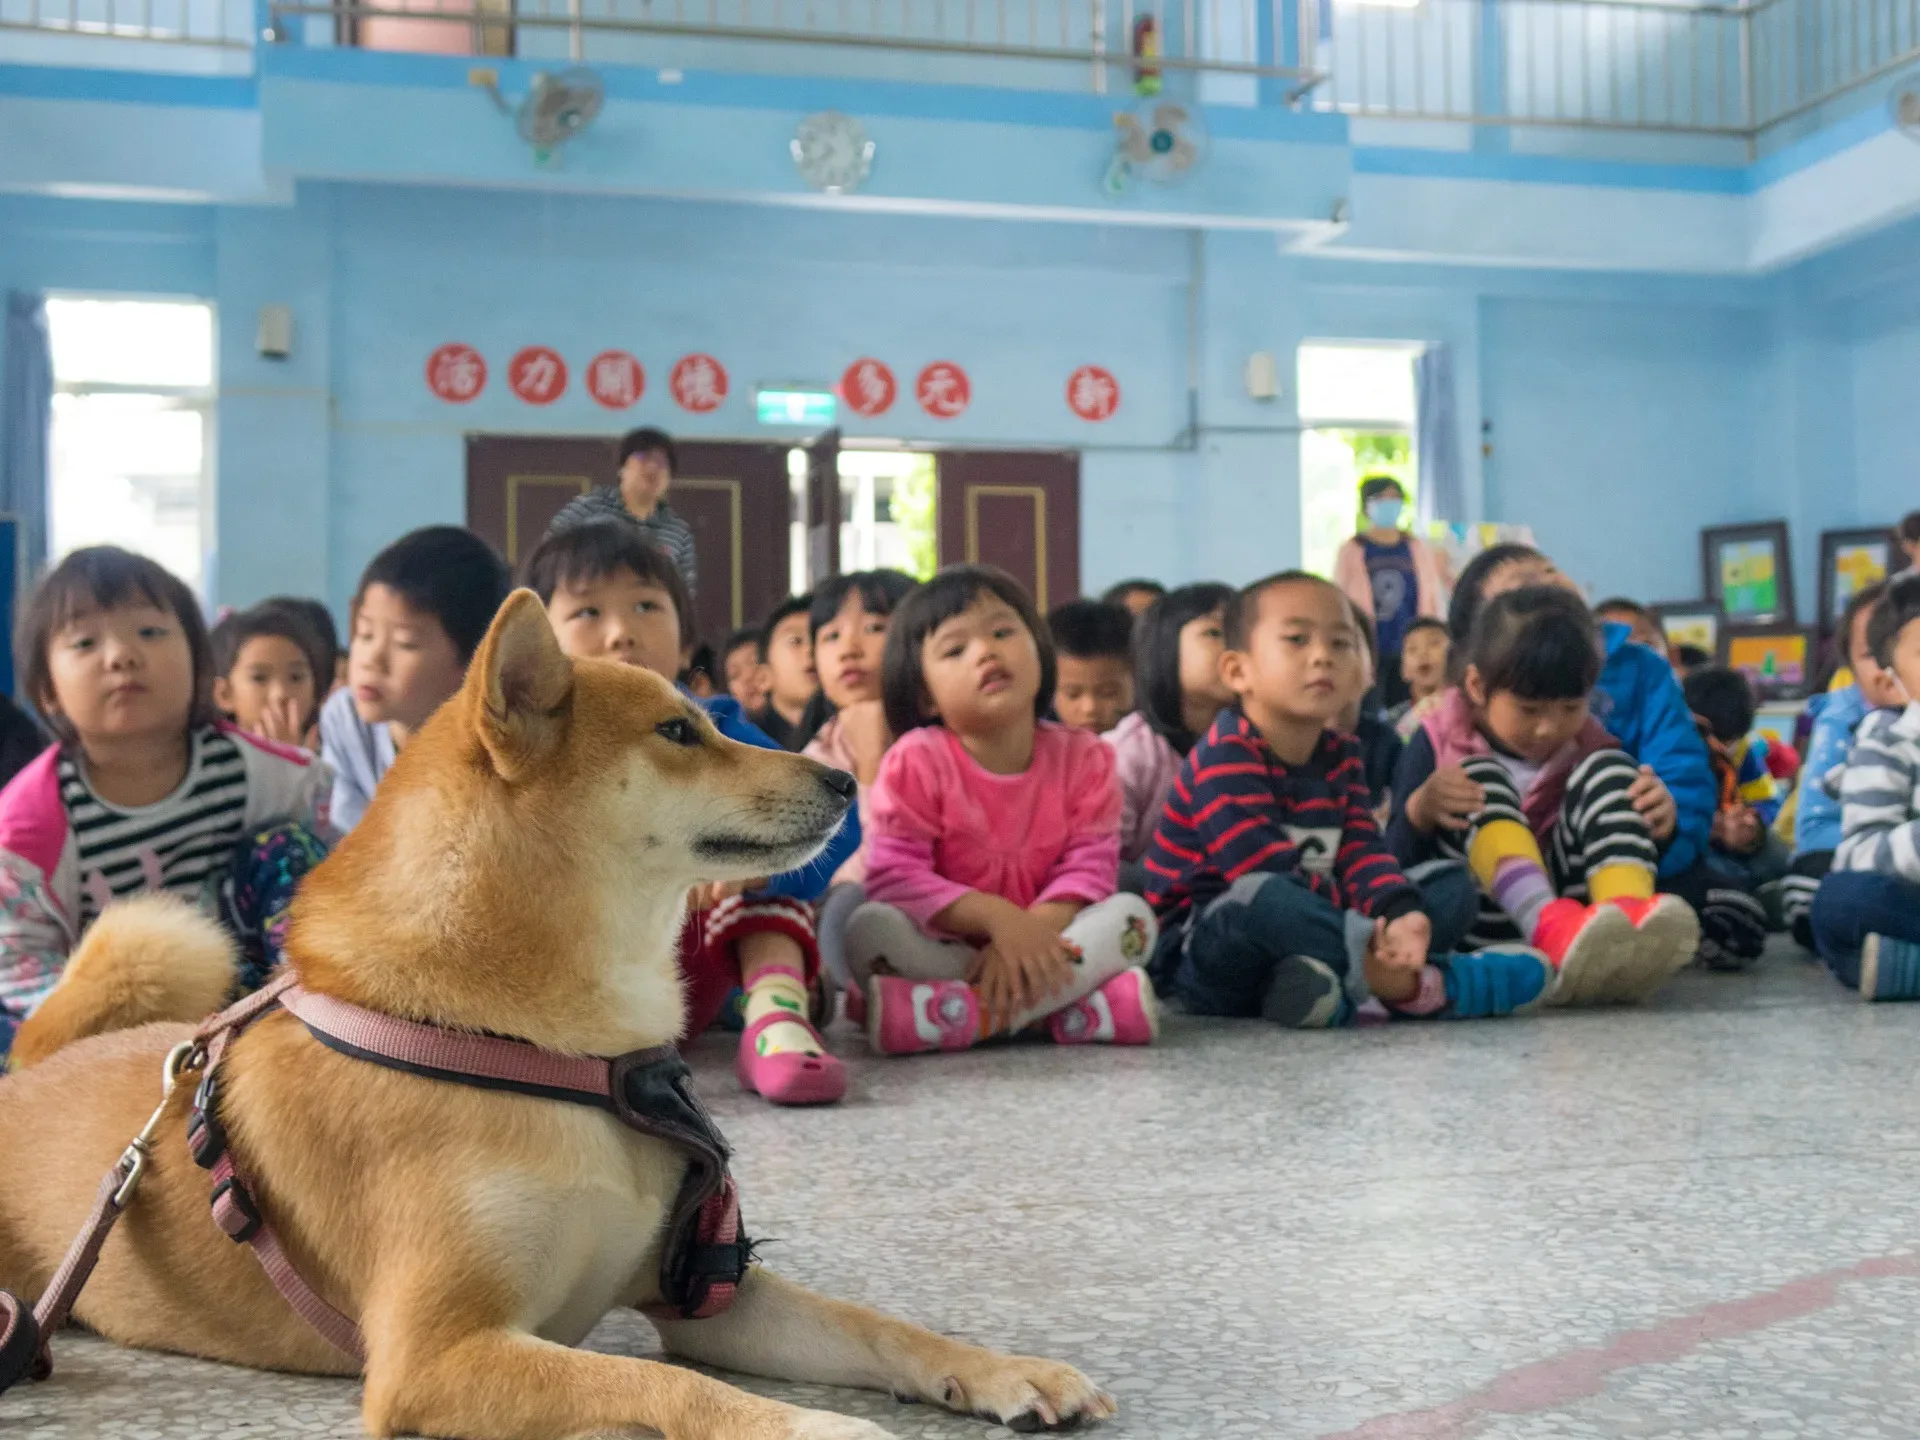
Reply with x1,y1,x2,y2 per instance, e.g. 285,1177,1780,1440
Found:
1143,571,1549,1027
1812,573,1920,998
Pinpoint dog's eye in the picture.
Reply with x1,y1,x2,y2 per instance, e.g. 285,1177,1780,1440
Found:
655,717,700,747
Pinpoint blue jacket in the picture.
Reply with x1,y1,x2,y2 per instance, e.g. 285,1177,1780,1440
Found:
696,693,859,902
1590,622,1715,878
1795,684,1869,860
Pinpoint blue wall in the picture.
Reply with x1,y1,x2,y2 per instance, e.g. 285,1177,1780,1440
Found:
0,179,1909,627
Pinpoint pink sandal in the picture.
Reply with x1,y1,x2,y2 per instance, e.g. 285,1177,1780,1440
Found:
735,1012,847,1105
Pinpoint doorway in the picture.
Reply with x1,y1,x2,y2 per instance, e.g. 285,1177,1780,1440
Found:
1296,342,1421,579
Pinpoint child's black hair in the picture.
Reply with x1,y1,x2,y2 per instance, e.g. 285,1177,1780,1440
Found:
1404,615,1449,644
681,641,717,692
1358,474,1405,507
1673,643,1712,673
1100,578,1165,608
520,521,695,649
18,546,219,748
257,595,339,686
618,426,678,476
1046,599,1134,662
211,603,326,691
1134,581,1234,754
1898,511,1920,549
881,564,1054,737
1462,585,1601,704
1683,665,1757,744
1868,572,1920,669
722,625,766,666
1594,596,1653,626
761,593,815,649
1445,542,1546,644
808,569,917,639
1222,570,1343,652
354,526,512,665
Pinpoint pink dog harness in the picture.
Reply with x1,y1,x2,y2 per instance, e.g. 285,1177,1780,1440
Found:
0,973,748,1392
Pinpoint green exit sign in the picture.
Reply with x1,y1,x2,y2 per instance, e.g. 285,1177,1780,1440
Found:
756,388,838,426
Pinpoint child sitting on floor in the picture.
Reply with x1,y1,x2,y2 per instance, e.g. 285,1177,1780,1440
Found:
1389,617,1450,739
1783,583,1904,948
751,595,824,752
847,565,1159,1053
1682,666,1791,958
321,527,512,833
211,602,326,750
1148,571,1550,1028
1595,597,1669,655
522,521,859,1104
1388,585,1698,1006
1338,604,1402,814
721,626,771,714
0,548,334,1053
1047,598,1136,735
1811,574,1920,998
1106,582,1234,886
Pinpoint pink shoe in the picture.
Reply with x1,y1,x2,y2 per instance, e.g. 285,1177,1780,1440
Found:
1047,968,1158,1046
843,983,867,1028
735,1013,847,1105
866,975,978,1056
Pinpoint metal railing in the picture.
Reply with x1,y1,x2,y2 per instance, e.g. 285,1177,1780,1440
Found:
0,0,251,46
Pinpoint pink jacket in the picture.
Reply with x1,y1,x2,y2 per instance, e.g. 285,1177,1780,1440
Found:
1419,688,1615,844
1333,534,1447,628
865,721,1121,937
1103,711,1182,862
802,713,874,887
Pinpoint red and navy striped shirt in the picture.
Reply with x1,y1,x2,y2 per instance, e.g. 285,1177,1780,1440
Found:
1144,709,1421,933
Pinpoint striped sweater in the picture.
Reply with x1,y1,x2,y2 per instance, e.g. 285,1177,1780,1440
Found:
1835,702,1920,883
545,490,699,598
1143,709,1421,936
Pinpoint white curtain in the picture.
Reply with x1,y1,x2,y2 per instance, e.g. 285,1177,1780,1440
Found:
1415,343,1464,526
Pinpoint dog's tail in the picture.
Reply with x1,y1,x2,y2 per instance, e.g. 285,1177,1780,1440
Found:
8,894,238,1069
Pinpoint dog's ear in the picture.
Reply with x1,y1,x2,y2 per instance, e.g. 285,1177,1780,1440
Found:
470,589,574,780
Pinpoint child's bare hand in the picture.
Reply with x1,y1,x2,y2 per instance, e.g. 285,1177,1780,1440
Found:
835,700,892,787
1724,805,1763,854
1628,766,1677,841
1374,912,1432,974
253,696,308,748
687,880,749,911
972,910,1077,1033
1410,766,1485,832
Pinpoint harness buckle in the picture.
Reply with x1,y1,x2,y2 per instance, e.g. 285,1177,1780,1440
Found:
112,1041,203,1208
209,1175,263,1244
187,1071,226,1170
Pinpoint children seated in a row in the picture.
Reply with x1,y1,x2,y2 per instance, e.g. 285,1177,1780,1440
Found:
1047,599,1136,736
1810,574,1920,998
521,520,860,1104
844,566,1161,1052
1146,571,1552,1027
0,548,335,1060
1388,585,1698,1004
321,526,513,832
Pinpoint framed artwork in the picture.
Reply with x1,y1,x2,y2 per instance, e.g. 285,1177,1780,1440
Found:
1702,521,1795,625
1651,600,1720,661
1719,622,1815,702
1816,526,1894,634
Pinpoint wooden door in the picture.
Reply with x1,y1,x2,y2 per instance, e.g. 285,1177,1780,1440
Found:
935,450,1080,610
466,434,794,647
802,429,841,590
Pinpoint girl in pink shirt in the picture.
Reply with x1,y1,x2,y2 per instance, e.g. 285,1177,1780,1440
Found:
847,566,1159,1054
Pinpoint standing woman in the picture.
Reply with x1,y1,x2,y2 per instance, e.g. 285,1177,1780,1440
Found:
1333,475,1446,707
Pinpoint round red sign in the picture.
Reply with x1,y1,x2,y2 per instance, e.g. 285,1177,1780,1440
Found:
915,361,970,420
425,343,487,404
586,350,646,410
1066,365,1120,422
840,358,897,418
508,346,568,406
670,354,729,414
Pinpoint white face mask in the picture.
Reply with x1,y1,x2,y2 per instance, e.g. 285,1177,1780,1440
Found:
1365,498,1404,530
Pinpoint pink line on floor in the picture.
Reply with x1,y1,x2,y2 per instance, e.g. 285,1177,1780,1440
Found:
1318,1252,1920,1440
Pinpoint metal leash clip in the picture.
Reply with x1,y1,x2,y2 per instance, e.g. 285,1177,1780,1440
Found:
112,1041,205,1209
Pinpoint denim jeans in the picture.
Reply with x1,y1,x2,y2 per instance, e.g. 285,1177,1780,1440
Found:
1809,869,1920,989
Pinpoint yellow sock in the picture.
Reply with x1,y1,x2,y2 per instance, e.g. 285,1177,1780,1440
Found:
1589,862,1654,904
744,968,819,1057
1467,819,1544,886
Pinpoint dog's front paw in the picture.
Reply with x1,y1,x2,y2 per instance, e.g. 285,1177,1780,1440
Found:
932,1355,1117,1431
780,1408,896,1440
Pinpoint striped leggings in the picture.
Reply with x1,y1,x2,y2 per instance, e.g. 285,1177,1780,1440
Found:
1438,748,1659,947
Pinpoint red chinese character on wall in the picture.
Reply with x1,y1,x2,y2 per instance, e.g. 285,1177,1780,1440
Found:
670,354,729,413
840,358,897,418
508,346,568,406
586,350,645,410
425,343,487,403
1066,365,1120,422
915,361,970,420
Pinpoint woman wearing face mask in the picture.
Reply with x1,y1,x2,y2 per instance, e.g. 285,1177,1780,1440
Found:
1333,475,1447,708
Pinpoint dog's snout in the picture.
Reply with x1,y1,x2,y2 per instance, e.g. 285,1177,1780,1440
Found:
818,768,857,803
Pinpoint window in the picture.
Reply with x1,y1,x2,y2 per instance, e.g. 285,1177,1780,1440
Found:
1296,341,1420,580
46,297,216,598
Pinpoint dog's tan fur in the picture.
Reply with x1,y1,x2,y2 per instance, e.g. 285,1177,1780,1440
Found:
0,592,1114,1440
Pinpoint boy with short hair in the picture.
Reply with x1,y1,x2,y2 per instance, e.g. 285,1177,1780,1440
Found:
1812,574,1920,997
522,521,859,1104
1144,571,1548,1028
1389,616,1451,738
1595,597,1668,655
752,595,822,752
1681,665,1789,967
320,527,512,832
721,626,770,714
1047,598,1135,735
211,603,327,749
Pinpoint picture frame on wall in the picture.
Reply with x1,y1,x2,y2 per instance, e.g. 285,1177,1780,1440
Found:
1719,622,1816,702
1816,525,1895,636
1650,601,1721,662
1701,521,1795,626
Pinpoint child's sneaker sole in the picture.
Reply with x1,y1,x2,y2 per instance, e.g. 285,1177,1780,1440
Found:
1607,895,1700,1003
1444,946,1552,1019
1860,934,1920,1001
1544,904,1636,1007
1260,955,1347,1029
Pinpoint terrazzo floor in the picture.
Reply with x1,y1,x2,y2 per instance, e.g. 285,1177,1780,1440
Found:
8,940,1920,1439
